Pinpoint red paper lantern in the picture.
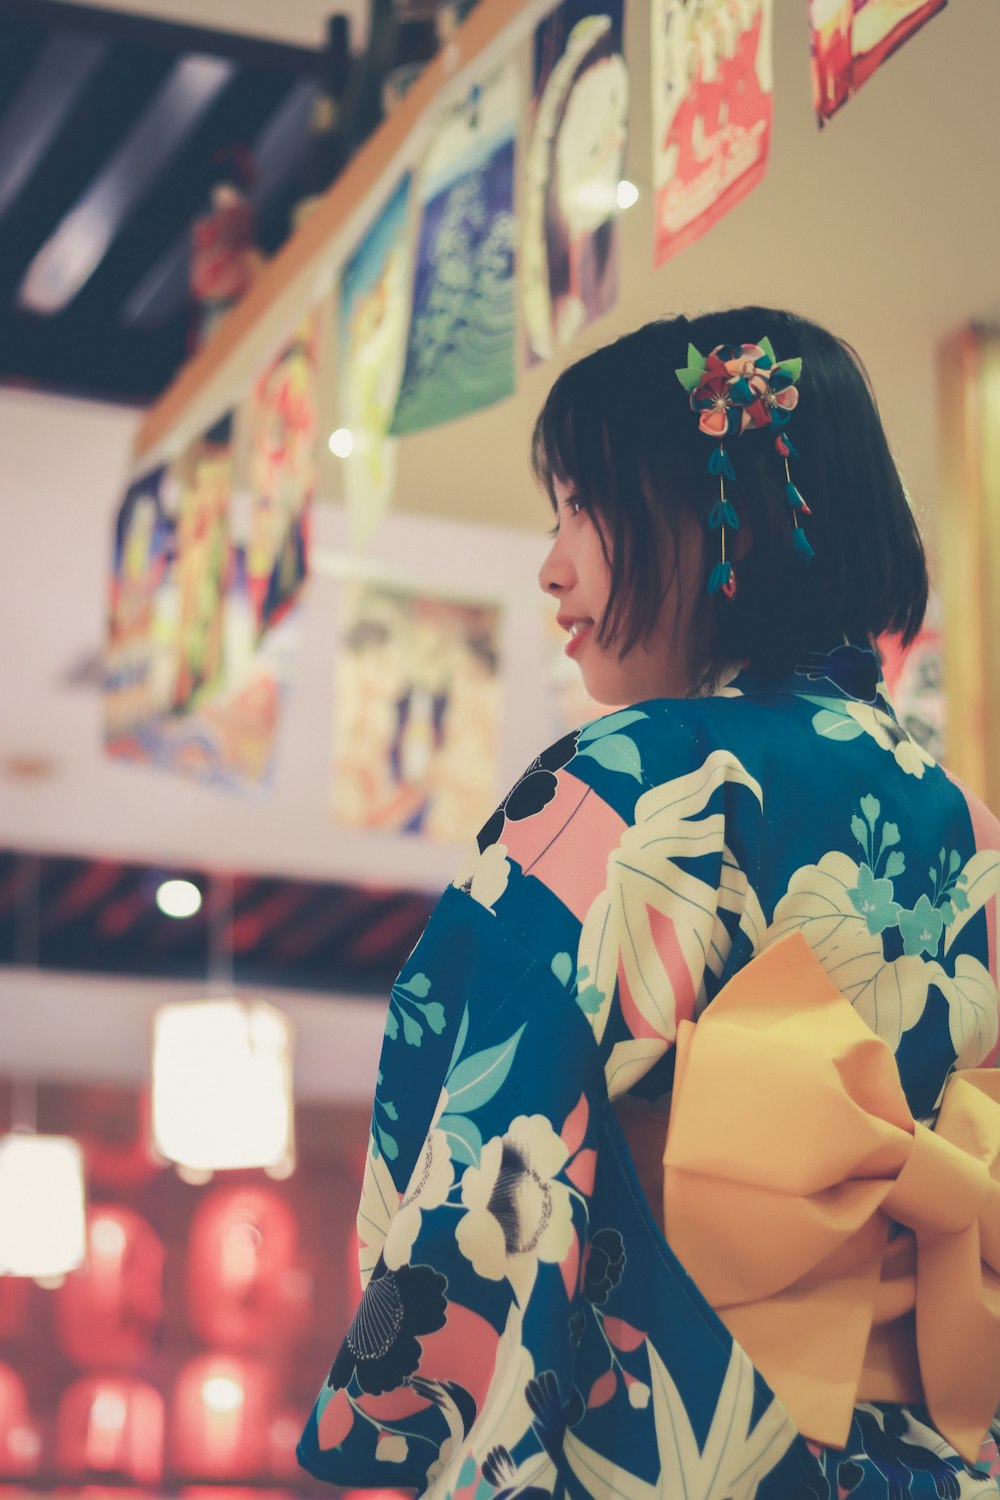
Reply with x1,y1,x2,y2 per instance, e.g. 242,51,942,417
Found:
0,1363,39,1477
185,1186,309,1351
56,1375,164,1485
55,1206,164,1369
170,1354,272,1480
0,1279,29,1343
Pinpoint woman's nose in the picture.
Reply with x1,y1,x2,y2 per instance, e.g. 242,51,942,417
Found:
538,535,572,596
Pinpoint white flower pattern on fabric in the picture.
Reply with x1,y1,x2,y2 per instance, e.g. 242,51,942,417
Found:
456,1113,573,1302
767,851,929,1050
383,1129,454,1271
841,700,935,779
452,841,511,912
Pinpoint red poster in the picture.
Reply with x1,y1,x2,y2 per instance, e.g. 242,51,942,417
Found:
810,0,947,125
652,0,773,268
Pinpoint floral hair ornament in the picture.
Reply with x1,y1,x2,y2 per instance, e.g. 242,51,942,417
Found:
674,339,812,599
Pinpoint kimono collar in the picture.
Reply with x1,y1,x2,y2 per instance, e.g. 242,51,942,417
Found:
725,638,895,715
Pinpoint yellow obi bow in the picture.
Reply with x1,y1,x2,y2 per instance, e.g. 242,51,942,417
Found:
662,930,1000,1464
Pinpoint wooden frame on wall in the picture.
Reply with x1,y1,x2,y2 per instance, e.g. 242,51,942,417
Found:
937,325,1000,809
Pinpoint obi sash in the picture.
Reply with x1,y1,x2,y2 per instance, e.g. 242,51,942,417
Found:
656,930,1000,1464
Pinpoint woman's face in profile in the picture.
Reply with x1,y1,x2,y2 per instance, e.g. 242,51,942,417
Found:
539,475,700,706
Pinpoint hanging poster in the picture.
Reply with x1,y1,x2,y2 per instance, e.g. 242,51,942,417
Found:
389,61,518,435
652,0,773,268
105,414,298,794
522,0,629,365
880,620,945,763
246,316,319,642
104,464,174,746
809,0,946,126
338,177,412,547
331,582,501,840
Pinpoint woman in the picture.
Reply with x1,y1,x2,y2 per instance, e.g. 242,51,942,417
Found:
298,309,1000,1498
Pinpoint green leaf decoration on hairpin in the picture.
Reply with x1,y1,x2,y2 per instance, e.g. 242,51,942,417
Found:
792,527,815,562
674,343,707,392
771,357,803,384
708,500,740,530
758,336,776,364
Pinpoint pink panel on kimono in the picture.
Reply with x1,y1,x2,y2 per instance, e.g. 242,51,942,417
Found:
501,771,626,921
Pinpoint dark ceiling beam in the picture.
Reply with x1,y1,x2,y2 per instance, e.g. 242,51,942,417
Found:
0,305,186,402
0,40,176,295
0,0,322,76
76,68,295,331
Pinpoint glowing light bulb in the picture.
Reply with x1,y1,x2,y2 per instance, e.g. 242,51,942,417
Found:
616,179,639,211
328,427,354,458
202,1376,245,1413
155,879,202,919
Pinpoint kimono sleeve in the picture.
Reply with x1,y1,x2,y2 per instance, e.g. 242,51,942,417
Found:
296,881,605,1492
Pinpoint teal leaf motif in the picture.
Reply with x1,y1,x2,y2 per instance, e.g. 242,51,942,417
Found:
884,851,906,879
383,1101,399,1121
579,710,648,743
551,951,573,987
850,814,868,850
577,984,605,1016
950,886,971,912
578,734,642,782
881,822,900,848
849,865,902,936
438,1113,482,1167
812,708,864,742
860,794,880,828
385,1010,399,1041
446,1024,525,1114
376,1127,398,1161
423,1001,447,1034
402,1011,424,1047
399,972,431,998
898,894,944,958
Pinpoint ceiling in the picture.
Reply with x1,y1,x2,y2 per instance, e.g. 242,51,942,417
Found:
0,0,326,401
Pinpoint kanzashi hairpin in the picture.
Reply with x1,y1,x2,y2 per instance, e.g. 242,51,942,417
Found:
675,339,811,598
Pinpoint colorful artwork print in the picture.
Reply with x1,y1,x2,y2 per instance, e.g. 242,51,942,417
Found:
247,317,318,641
652,0,774,267
105,414,298,794
339,177,412,546
171,416,234,716
389,62,517,435
809,0,947,125
332,583,501,840
523,0,629,364
104,464,174,745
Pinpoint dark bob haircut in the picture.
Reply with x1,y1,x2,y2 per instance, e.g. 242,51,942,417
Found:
532,308,929,692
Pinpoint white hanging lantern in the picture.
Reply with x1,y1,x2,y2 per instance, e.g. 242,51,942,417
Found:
0,1134,86,1278
152,998,295,1175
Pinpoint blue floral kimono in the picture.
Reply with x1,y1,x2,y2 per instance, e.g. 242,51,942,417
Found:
298,641,1000,1499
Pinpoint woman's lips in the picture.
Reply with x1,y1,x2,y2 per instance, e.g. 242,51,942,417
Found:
564,621,593,659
